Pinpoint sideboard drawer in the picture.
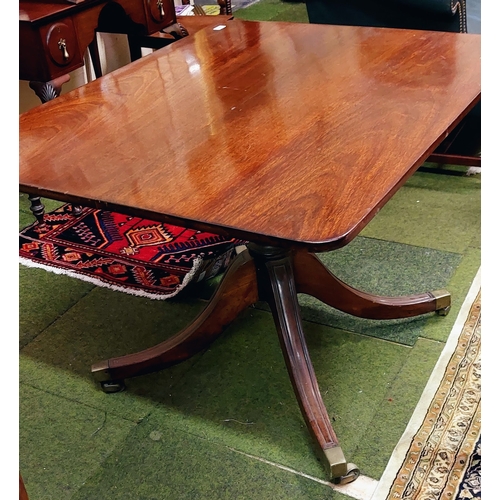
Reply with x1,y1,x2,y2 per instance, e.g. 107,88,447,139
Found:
44,21,79,67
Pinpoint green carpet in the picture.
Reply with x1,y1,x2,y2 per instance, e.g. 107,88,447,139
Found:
234,0,309,22
19,3,481,499
18,171,481,500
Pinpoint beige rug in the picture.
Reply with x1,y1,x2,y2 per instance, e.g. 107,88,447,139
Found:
372,269,481,500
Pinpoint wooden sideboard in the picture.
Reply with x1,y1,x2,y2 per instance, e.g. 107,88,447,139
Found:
19,0,180,100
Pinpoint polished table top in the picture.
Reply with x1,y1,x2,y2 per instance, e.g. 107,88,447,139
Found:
19,20,480,252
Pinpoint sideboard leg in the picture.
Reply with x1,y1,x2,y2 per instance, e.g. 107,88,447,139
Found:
27,75,82,223
27,75,72,226
28,195,46,227
29,74,70,103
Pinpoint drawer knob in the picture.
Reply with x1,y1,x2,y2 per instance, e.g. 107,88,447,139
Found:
58,38,70,61
157,0,165,19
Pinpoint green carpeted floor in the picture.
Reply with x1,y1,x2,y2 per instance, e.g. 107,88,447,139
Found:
19,3,481,499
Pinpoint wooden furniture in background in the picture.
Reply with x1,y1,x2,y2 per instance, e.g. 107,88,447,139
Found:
19,21,480,484
130,0,234,57
129,15,235,54
19,0,181,101
19,474,29,500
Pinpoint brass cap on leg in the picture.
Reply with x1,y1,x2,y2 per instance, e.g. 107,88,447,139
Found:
323,446,347,480
323,447,361,485
91,360,111,382
431,289,451,315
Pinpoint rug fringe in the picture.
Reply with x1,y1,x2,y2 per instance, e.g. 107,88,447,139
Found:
19,255,204,301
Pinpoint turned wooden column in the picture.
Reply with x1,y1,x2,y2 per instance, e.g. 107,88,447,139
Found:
27,76,71,226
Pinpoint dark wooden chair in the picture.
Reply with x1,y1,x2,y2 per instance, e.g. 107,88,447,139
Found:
304,0,481,169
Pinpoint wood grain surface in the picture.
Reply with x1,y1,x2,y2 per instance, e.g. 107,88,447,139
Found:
19,21,480,251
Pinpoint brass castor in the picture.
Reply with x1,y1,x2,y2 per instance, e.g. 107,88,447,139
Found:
437,305,451,316
333,463,360,485
432,289,451,316
100,380,125,393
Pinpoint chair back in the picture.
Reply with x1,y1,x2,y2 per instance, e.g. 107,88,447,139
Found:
306,0,467,33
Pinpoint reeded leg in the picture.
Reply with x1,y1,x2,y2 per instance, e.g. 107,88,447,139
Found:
293,250,451,319
92,249,259,391
249,244,359,484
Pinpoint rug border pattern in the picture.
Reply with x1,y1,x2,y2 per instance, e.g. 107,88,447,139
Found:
372,269,481,500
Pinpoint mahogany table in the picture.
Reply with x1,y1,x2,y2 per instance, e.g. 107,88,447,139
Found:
19,20,481,484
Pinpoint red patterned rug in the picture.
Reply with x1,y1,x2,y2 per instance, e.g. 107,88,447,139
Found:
19,204,243,299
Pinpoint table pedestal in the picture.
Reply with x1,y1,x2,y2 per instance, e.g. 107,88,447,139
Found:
91,243,450,483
